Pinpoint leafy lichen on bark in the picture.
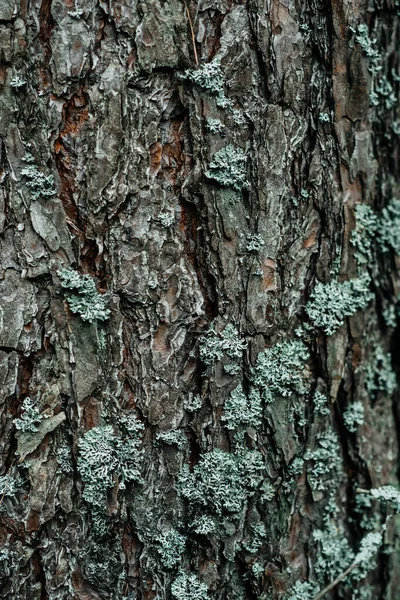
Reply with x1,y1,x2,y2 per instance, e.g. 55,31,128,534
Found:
0,1,399,599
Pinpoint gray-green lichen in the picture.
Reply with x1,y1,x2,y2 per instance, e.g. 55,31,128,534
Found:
377,199,400,255
222,385,262,430
205,145,248,191
206,118,225,134
251,340,310,403
199,322,247,365
305,274,373,335
343,401,364,432
156,429,187,450
178,448,263,516
77,417,143,534
13,397,42,433
285,581,319,600
304,430,342,492
246,234,265,252
351,204,378,265
370,485,400,512
21,152,56,201
183,58,225,96
313,391,330,416
58,268,110,323
355,23,381,75
365,345,396,399
171,572,208,600
156,529,186,569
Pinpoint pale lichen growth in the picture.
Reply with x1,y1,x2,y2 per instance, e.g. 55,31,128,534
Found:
14,397,43,433
206,145,248,191
355,24,381,75
171,572,208,600
77,417,143,535
222,385,262,430
183,393,202,412
351,204,378,265
343,402,364,433
365,345,396,399
190,515,216,535
305,274,373,335
313,391,330,416
246,233,265,252
285,581,319,600
304,430,342,492
251,340,310,403
199,322,247,365
370,485,400,513
156,430,187,450
377,199,400,255
242,522,267,554
178,449,263,516
58,268,110,323
183,58,225,95
370,76,397,110
156,529,186,569
206,117,225,134
21,152,56,201
158,212,175,228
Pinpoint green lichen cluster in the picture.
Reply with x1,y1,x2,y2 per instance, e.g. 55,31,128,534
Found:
0,469,21,498
285,581,319,600
183,393,202,412
77,417,144,535
355,24,381,75
206,144,248,191
370,485,400,512
304,430,342,492
206,117,225,134
183,58,225,95
156,429,187,450
199,321,247,365
10,74,27,88
58,267,110,323
222,385,262,430
190,515,216,535
21,152,56,201
156,529,186,569
56,444,74,475
370,76,397,109
305,274,373,335
14,397,43,433
343,401,364,432
246,233,265,252
251,340,310,403
377,198,400,255
171,572,208,600
242,522,267,554
351,204,378,265
365,345,396,399
158,212,175,228
182,56,235,110
313,523,355,582
313,391,330,416
352,200,400,262
178,448,263,516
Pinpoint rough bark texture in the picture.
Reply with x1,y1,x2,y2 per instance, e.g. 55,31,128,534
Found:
0,1,400,599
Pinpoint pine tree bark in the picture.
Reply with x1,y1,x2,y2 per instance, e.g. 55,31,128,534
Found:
0,1,399,599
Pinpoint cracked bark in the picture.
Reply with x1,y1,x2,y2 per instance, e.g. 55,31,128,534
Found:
0,1,399,599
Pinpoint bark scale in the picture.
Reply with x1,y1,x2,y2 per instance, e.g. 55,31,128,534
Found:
0,1,399,599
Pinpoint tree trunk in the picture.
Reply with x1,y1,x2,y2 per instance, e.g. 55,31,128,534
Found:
0,1,399,599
